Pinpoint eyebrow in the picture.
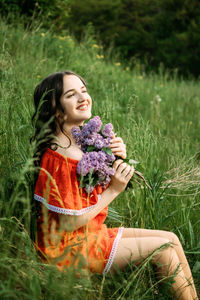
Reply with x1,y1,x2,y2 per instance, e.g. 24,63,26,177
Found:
63,86,86,96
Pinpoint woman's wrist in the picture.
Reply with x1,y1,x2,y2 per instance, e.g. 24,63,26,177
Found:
106,185,121,198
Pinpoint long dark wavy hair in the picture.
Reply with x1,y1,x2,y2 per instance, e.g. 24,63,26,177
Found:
30,70,86,240
31,70,86,169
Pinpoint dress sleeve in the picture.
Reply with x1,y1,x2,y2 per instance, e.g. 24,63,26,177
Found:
34,151,101,216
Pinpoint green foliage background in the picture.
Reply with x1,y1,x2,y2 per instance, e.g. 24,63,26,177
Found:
0,8,200,300
1,0,200,77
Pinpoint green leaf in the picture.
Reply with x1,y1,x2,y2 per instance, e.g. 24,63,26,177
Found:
103,147,113,155
87,145,96,152
93,176,99,186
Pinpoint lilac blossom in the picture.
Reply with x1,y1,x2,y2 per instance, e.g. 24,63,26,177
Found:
72,118,113,153
94,134,104,149
71,127,82,144
87,116,102,133
71,116,116,193
102,123,114,137
105,152,115,162
103,137,111,147
76,150,115,193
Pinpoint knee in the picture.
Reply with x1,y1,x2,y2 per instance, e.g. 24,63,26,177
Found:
163,231,181,247
153,244,177,265
151,238,171,263
153,247,180,274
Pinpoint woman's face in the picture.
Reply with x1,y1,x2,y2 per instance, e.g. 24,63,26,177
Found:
59,75,92,126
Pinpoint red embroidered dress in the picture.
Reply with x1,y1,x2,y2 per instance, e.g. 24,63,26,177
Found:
34,148,124,274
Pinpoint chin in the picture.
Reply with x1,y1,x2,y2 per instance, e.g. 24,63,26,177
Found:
77,114,91,125
83,110,92,120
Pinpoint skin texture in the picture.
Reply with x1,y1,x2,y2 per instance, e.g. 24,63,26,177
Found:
54,75,198,300
112,228,198,299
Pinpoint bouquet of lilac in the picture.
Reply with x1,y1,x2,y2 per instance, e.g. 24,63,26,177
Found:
72,116,151,194
71,116,116,193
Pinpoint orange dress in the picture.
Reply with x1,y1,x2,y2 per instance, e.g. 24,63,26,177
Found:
34,148,124,274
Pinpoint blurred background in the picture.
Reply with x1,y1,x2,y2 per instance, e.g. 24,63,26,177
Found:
1,0,200,78
0,1,200,299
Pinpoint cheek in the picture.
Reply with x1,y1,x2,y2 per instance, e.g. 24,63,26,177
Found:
88,96,92,105
61,101,74,114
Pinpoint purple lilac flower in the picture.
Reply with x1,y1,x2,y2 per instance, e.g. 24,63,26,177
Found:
72,116,117,193
72,117,114,153
84,132,97,146
94,134,104,149
77,150,115,192
85,137,94,145
103,137,111,147
71,127,81,143
97,150,107,162
87,116,102,133
104,152,115,163
102,123,114,137
77,159,91,176
81,124,91,138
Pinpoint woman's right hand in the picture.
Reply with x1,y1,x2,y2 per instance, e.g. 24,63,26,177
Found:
109,159,135,194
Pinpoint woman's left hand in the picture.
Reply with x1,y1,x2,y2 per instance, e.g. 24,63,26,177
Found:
109,136,127,159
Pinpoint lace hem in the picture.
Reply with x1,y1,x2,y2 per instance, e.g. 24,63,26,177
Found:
103,227,124,275
34,194,101,215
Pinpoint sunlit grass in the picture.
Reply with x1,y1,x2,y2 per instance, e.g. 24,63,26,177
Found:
0,17,199,299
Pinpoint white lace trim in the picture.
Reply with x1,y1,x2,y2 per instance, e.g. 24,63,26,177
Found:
103,227,124,275
34,194,101,216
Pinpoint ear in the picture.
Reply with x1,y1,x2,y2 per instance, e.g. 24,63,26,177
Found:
55,108,63,119
55,110,60,118
55,109,67,121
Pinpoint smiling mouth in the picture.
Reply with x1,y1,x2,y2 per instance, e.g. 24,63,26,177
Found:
77,104,89,111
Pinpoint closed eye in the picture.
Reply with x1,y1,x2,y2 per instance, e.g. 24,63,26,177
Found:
66,93,75,98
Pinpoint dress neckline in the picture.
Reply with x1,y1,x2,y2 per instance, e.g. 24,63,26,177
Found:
47,148,80,164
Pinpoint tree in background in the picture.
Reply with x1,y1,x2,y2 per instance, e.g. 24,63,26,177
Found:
66,0,200,77
0,0,70,27
1,0,199,77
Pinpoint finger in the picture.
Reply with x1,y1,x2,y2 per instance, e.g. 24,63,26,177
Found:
112,151,127,159
110,137,123,144
113,159,124,171
111,133,116,139
121,164,131,176
117,162,128,173
126,166,135,179
110,149,126,156
109,144,126,150
110,147,126,155
110,148,126,155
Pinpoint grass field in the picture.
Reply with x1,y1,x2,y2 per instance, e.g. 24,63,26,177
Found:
0,17,200,299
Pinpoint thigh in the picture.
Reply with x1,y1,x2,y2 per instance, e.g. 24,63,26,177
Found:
111,236,170,272
122,228,179,244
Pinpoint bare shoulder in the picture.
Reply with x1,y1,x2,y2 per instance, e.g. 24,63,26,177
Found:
56,146,84,161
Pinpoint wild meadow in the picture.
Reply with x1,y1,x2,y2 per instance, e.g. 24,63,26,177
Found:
0,17,200,299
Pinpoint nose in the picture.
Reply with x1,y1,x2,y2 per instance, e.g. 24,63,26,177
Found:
77,92,87,102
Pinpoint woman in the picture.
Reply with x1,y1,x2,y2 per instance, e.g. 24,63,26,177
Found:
32,71,198,299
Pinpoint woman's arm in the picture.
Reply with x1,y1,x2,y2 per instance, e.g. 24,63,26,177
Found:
59,159,134,232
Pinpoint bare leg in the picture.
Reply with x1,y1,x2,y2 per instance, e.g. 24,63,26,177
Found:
121,228,198,299
111,236,196,299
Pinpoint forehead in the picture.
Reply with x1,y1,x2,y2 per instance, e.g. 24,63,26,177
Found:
63,75,85,90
